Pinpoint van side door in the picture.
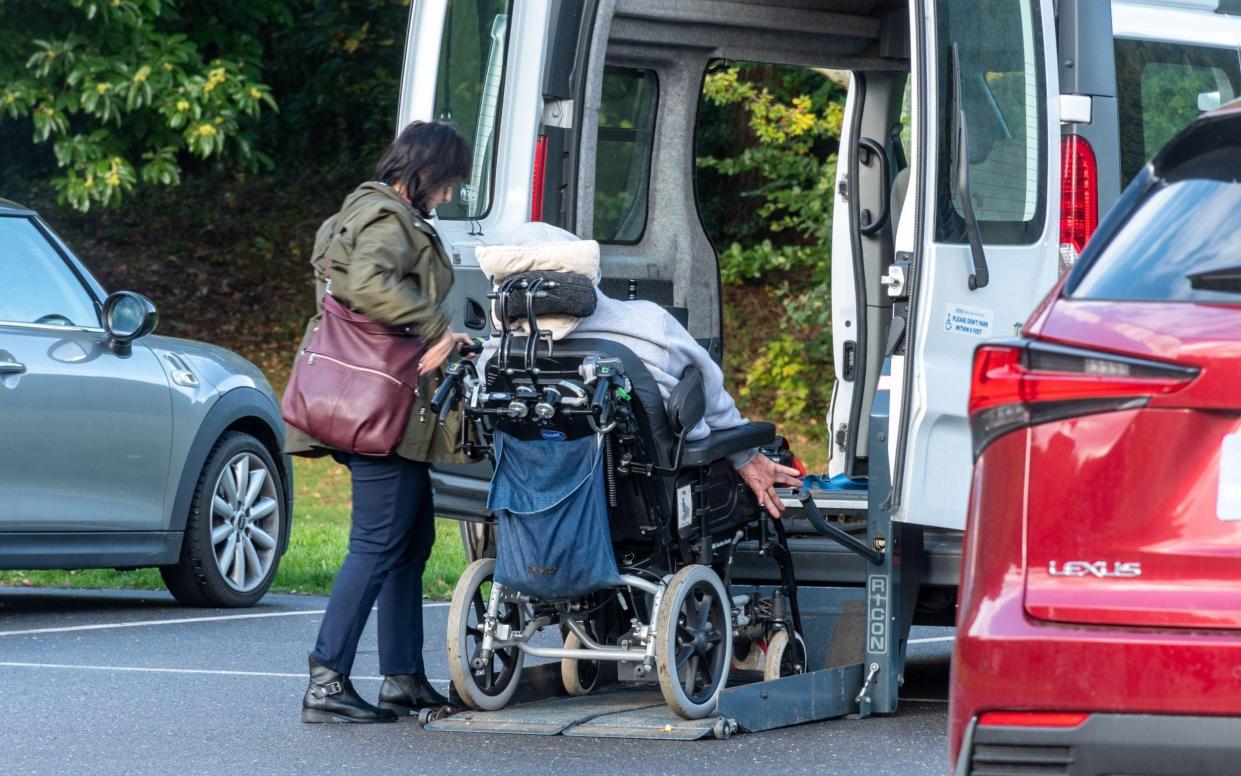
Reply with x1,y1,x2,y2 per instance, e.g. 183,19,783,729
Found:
888,0,1060,530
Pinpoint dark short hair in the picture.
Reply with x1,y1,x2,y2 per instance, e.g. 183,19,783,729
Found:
374,121,472,213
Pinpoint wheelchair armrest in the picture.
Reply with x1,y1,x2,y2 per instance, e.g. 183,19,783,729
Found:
679,422,776,468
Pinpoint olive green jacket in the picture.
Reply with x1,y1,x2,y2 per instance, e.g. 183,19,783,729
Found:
284,182,468,464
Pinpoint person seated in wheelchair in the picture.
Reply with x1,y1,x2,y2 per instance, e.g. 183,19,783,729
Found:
473,223,802,516
433,223,808,720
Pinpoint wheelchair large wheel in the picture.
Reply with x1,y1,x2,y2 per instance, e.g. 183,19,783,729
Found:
448,558,525,711
762,629,807,681
655,564,733,719
560,631,602,696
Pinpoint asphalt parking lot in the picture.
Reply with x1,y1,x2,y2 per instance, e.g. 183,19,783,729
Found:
0,587,953,776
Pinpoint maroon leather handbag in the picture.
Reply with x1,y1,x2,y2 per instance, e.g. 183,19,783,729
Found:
282,294,426,456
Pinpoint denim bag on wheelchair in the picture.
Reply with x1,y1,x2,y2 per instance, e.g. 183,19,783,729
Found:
487,431,621,599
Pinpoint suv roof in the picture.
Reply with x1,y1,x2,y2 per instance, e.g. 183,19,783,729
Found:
0,197,30,212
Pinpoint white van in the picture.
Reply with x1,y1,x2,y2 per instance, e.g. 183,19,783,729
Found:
1059,0,1241,266
403,0,1060,615
395,0,1241,724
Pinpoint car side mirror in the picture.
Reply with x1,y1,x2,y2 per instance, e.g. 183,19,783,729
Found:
668,366,706,439
102,291,158,356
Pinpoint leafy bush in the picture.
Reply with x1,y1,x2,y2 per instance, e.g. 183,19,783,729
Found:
0,1,284,210
0,0,410,212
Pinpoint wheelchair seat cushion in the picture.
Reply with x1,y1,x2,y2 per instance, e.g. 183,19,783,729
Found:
680,422,776,468
488,431,620,600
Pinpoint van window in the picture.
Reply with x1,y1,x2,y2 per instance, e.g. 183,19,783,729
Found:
1114,40,1241,186
1071,148,1241,304
432,0,512,220
935,0,1047,245
593,67,658,243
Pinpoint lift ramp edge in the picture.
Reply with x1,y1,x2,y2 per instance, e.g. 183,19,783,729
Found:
424,689,666,736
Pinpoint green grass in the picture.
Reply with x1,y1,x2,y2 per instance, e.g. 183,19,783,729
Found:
0,457,468,599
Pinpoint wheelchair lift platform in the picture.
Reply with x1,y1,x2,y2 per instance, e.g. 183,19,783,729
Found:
424,661,866,740
425,357,930,741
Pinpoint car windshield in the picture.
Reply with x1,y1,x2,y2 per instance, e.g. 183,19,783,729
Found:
1071,148,1241,304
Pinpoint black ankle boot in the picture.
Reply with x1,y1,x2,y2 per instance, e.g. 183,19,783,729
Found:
301,656,398,723
377,672,449,715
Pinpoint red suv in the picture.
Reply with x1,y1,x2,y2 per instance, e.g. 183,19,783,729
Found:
950,105,1241,775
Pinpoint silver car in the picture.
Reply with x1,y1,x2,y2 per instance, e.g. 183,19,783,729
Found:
0,198,293,607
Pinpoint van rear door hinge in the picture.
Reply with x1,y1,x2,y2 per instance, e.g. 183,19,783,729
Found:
541,98,574,129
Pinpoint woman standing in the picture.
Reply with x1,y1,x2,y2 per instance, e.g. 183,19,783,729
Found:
288,121,474,723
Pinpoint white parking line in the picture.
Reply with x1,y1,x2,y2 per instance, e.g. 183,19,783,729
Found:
0,609,328,637
0,601,450,638
908,636,955,645
0,661,451,686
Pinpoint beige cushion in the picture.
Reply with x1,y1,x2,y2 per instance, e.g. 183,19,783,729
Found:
474,239,601,339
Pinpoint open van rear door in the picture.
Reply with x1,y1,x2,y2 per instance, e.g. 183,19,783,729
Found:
398,0,566,519
888,0,1060,529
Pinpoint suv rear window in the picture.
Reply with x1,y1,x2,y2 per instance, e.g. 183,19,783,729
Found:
1071,148,1241,304
1115,39,1241,186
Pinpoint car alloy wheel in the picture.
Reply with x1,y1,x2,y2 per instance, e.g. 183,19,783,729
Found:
161,431,286,607
210,451,281,592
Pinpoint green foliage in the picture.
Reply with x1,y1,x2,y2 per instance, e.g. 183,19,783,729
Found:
697,65,845,440
262,0,409,170
0,0,281,211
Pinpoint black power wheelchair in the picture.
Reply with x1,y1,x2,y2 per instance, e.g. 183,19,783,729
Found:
431,275,807,720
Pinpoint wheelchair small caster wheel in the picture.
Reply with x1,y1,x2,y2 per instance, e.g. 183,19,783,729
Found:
763,629,808,681
712,717,736,740
561,631,602,696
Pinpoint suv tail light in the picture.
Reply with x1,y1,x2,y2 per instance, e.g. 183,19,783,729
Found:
969,340,1196,458
978,711,1089,728
1059,135,1098,273
530,135,548,221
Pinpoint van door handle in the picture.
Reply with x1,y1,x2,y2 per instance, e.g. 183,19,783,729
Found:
464,299,488,331
0,360,26,375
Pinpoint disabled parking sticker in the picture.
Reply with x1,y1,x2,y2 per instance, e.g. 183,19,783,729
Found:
1217,433,1241,522
943,303,994,338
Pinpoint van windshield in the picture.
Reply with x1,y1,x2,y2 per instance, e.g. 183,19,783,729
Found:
432,0,512,220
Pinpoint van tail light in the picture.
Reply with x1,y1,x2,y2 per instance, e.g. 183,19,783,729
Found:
1059,135,1098,274
530,135,548,221
969,340,1196,458
978,711,1089,729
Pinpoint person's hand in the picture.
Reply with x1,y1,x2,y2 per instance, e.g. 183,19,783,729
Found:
737,453,802,519
419,329,471,373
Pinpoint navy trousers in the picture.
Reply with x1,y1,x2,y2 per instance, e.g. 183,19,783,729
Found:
310,453,435,677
